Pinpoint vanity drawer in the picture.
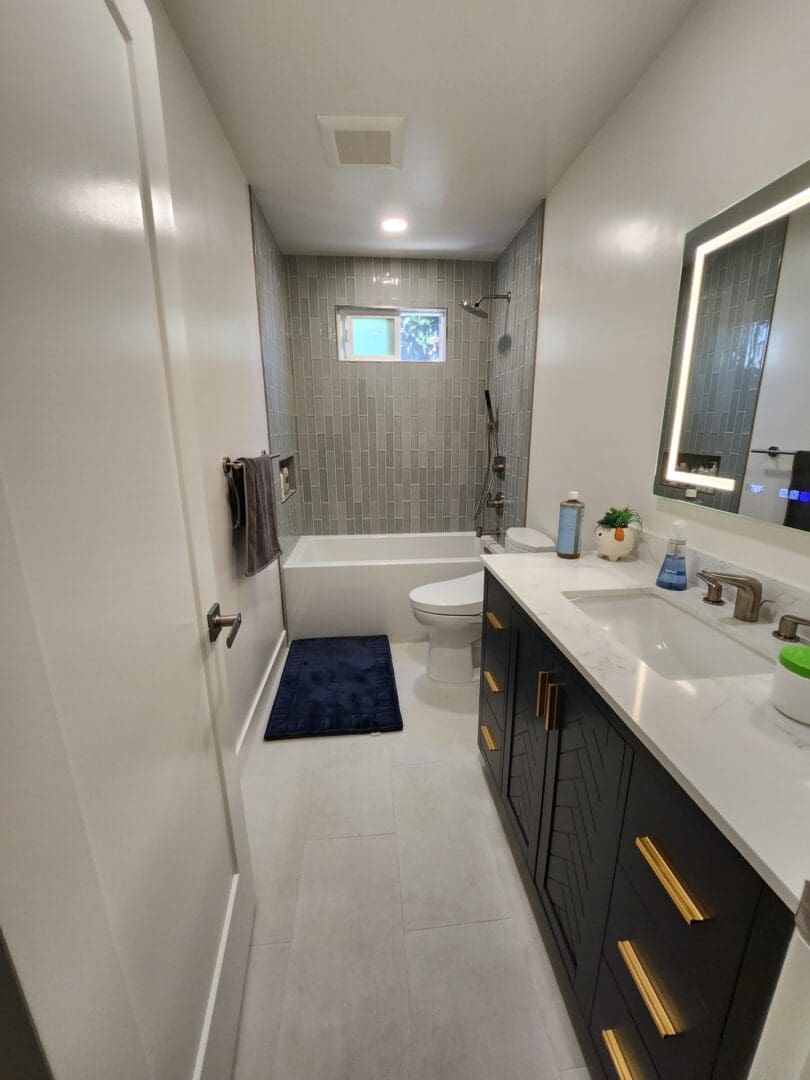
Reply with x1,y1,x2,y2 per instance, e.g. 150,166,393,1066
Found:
605,867,721,1080
480,634,508,723
618,752,761,1020
478,697,504,788
591,960,660,1080
483,573,513,638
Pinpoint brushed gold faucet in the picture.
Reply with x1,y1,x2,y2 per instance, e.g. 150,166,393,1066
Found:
697,571,764,622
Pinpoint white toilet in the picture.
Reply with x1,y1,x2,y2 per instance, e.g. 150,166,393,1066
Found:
504,526,555,554
408,527,555,682
409,571,485,683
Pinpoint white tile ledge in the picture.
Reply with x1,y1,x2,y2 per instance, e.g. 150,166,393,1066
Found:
482,550,810,913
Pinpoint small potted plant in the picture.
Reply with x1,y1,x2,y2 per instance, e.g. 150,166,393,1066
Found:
595,506,642,561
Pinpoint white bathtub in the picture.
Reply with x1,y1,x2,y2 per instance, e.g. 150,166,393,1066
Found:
282,532,485,642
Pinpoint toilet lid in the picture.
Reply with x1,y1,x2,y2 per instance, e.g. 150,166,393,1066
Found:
506,526,555,552
409,571,485,616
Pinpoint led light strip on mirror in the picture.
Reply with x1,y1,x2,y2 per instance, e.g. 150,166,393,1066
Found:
666,185,810,493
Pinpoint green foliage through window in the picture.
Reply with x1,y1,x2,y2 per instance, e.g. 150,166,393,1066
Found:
400,313,442,362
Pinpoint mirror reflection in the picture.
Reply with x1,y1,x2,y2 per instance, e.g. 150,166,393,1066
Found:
655,164,810,533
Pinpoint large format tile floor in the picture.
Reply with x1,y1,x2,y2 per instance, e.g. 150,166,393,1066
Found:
234,642,593,1080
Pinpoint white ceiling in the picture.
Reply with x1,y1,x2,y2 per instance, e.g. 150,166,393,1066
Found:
161,0,699,258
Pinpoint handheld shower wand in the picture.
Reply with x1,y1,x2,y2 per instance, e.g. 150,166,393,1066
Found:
474,388,504,535
484,389,496,428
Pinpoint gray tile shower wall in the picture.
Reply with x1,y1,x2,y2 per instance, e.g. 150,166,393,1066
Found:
250,192,301,556
286,256,493,534
485,205,545,535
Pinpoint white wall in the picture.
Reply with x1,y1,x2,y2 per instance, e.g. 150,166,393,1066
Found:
527,0,810,588
150,1,285,744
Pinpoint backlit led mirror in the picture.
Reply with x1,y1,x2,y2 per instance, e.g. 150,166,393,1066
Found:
654,161,810,533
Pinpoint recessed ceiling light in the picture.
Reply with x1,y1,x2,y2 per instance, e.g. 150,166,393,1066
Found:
381,217,408,233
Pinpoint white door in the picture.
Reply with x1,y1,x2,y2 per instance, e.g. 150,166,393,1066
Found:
0,2,254,1078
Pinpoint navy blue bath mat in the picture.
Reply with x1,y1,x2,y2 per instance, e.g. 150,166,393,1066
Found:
264,635,403,741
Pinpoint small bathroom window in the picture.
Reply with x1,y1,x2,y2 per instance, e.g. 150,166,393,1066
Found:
336,306,446,363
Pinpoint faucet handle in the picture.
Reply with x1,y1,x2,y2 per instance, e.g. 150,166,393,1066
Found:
773,614,810,642
697,570,724,605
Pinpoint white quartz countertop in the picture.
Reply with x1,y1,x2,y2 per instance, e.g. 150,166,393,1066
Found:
481,551,810,914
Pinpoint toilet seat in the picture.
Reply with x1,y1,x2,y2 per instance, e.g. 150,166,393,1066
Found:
409,571,484,616
505,526,555,553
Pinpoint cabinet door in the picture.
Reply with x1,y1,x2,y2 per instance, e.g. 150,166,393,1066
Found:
534,655,631,1014
500,612,556,869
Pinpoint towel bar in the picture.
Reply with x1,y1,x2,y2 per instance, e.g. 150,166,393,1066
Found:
222,450,278,474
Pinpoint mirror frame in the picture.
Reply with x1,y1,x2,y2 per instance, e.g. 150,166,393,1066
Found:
655,160,810,504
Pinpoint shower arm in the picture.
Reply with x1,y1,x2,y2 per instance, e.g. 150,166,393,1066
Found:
477,292,511,305
460,291,512,318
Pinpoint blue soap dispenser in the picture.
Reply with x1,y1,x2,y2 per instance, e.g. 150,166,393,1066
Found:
656,520,688,591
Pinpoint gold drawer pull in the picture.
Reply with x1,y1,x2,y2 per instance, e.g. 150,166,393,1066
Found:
483,669,502,694
485,610,504,630
535,670,550,718
601,1029,636,1080
635,836,707,925
617,940,679,1038
544,682,560,732
481,724,498,752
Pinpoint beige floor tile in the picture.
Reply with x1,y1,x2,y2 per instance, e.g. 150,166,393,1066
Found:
232,943,290,1080
406,919,558,1080
273,835,413,1080
307,735,395,839
393,759,507,930
242,767,312,944
484,819,588,1072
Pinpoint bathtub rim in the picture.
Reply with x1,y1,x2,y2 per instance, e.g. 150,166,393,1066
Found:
283,530,485,570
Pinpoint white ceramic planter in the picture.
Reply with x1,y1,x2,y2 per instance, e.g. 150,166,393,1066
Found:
595,525,637,561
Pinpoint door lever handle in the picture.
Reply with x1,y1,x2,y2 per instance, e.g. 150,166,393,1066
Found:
207,603,242,648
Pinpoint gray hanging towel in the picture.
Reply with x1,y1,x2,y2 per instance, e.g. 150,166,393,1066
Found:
783,450,810,532
236,455,281,575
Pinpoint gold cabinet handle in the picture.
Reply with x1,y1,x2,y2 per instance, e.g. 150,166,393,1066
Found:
535,670,550,719
617,940,679,1038
635,836,707,925
601,1029,636,1080
544,682,560,732
485,610,504,630
480,724,498,752
483,670,502,694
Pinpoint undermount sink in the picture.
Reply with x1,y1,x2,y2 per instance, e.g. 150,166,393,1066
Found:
566,589,773,681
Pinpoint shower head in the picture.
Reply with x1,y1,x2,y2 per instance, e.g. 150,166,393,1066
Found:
459,292,511,319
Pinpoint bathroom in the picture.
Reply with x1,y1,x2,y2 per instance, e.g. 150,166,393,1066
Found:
2,0,809,1078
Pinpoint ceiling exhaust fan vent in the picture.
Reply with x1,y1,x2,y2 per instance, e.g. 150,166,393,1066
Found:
317,115,405,167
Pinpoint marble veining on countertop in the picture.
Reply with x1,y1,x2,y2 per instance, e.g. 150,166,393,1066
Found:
481,550,810,913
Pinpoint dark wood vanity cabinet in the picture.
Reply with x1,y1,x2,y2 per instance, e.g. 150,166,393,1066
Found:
534,668,631,1016
500,610,554,869
478,570,794,1080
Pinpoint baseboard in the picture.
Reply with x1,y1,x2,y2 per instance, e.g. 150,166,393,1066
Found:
235,629,287,768
191,875,239,1080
